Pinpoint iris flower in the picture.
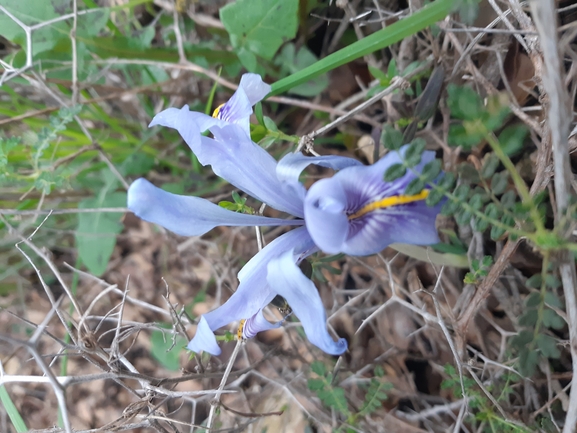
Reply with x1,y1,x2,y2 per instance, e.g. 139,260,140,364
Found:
127,74,442,356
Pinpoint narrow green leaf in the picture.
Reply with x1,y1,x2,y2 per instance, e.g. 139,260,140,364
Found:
390,244,469,268
0,386,27,432
269,0,457,95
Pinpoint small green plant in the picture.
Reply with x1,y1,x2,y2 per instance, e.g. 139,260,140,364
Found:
308,361,392,432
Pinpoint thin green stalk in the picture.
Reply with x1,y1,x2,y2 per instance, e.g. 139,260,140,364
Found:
484,131,545,234
0,385,28,432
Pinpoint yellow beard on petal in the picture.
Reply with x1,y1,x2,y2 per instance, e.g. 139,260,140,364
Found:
212,103,225,119
348,189,429,220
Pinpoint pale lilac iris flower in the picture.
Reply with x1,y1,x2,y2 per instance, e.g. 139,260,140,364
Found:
127,73,442,356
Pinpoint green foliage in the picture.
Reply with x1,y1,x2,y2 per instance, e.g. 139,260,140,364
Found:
150,325,188,371
383,163,406,182
270,0,457,95
442,365,531,432
308,361,351,417
275,43,329,97
464,255,493,284
75,191,126,277
219,191,254,214
220,0,299,72
511,264,565,376
381,125,404,151
308,362,391,430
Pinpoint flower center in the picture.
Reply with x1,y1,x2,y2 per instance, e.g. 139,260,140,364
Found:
348,189,429,220
212,103,225,119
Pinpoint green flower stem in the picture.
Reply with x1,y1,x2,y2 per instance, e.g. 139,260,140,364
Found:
269,0,457,96
482,128,546,234
532,251,550,344
266,129,299,144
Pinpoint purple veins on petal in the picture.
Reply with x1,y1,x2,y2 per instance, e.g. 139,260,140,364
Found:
241,310,282,340
267,249,347,355
304,145,442,256
127,178,303,237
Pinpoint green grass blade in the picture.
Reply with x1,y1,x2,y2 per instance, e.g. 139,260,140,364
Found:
0,385,28,433
269,0,456,96
390,243,469,268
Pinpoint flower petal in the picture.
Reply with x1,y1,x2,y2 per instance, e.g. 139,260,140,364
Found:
187,227,316,353
304,146,441,256
187,316,221,355
149,74,270,144
341,200,441,255
242,310,281,339
276,152,362,186
238,73,271,105
149,111,305,217
267,250,348,355
127,178,303,237
303,179,349,254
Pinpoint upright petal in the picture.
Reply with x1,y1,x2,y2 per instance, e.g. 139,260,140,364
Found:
150,73,270,141
238,73,271,105
150,115,305,217
267,250,348,355
187,227,317,354
127,178,303,237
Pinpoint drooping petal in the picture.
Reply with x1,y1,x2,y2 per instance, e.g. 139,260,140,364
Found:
187,227,317,354
304,146,442,256
187,316,221,355
127,178,303,237
267,250,347,355
242,310,282,339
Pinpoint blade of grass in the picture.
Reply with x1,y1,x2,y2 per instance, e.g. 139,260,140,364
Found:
0,385,28,433
269,0,456,96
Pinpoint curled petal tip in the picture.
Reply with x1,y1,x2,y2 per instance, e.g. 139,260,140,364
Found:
187,317,222,355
